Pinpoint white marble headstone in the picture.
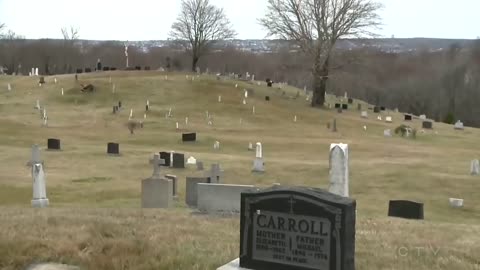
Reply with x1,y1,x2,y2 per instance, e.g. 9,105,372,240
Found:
31,145,48,208
361,111,368,118
329,144,349,197
214,141,220,150
454,120,464,130
61,88,64,96
419,115,427,120
218,95,222,102
7,83,11,91
187,156,197,165
252,142,265,172
385,116,393,123
243,99,247,105
471,160,479,175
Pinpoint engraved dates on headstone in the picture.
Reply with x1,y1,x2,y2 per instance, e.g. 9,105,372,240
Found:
240,186,356,270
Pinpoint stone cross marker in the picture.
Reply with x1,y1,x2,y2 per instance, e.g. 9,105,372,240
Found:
230,186,356,270
30,145,49,208
329,143,349,197
149,154,165,178
206,163,223,183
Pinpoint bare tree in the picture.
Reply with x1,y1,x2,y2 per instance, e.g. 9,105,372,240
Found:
170,0,236,72
61,26,80,73
260,0,382,107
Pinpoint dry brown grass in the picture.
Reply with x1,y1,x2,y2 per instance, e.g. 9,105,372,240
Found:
0,72,479,269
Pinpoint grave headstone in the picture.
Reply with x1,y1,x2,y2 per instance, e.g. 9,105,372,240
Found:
141,154,172,208
380,106,386,111
342,104,348,110
332,119,337,132
198,183,256,214
422,121,433,129
197,161,204,171
361,111,368,118
265,96,270,101
419,114,427,120
404,114,412,121
107,142,120,155
214,141,220,150
449,198,464,208
30,145,49,208
236,186,356,270
182,133,197,142
206,163,223,184
165,174,178,199
357,104,362,111
159,152,171,167
252,142,265,172
187,156,197,165
470,159,479,175
373,106,380,113
348,98,353,104
185,176,210,207
329,144,349,197
385,116,393,123
454,120,464,130
335,103,341,109
47,138,61,151
388,200,424,220
172,153,185,169
384,129,392,137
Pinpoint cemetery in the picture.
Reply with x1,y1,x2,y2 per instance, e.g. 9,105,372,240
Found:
0,71,479,270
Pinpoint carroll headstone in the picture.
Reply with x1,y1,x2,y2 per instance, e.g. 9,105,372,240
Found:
235,186,356,270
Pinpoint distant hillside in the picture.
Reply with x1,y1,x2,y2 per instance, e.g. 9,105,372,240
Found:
5,38,478,54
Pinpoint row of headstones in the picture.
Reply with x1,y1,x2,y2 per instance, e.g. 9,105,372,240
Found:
74,66,152,74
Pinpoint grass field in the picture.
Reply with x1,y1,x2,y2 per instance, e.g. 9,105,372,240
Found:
0,71,479,269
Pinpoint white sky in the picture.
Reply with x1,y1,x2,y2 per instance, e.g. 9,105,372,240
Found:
0,0,478,40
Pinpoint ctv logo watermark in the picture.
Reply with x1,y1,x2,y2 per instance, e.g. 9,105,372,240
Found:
396,245,441,257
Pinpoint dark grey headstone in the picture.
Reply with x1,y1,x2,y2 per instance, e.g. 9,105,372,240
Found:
388,200,424,220
265,96,270,101
172,153,185,169
159,152,171,167
373,106,380,113
380,106,386,111
107,142,119,155
185,176,209,207
422,121,433,129
348,98,353,104
239,186,356,270
404,114,412,121
342,104,348,110
47,138,61,150
182,133,197,142
335,103,341,109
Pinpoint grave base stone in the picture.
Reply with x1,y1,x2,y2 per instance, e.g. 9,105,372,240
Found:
252,158,265,173
197,183,255,213
31,198,49,208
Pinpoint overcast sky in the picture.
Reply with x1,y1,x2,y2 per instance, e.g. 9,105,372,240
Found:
0,0,478,40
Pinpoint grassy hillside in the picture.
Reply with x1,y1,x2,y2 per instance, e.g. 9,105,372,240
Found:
0,71,479,269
